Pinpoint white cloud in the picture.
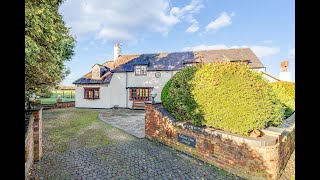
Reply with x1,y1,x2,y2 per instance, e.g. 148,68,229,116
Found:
170,0,203,33
249,46,280,58
205,12,235,32
182,44,280,58
185,16,199,33
59,0,204,42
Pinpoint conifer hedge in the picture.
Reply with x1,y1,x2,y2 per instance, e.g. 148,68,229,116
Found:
271,81,295,118
161,62,290,135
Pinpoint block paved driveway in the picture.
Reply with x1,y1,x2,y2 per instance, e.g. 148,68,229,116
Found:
30,109,242,180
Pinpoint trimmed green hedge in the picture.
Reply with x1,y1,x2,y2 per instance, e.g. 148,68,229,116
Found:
161,67,203,126
161,62,289,135
271,81,295,118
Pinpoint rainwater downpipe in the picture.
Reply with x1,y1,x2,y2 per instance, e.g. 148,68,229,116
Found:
126,72,128,108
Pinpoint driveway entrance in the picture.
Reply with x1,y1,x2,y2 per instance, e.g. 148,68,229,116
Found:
99,109,145,138
28,108,241,179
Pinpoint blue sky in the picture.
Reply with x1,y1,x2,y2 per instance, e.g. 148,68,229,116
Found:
59,0,295,85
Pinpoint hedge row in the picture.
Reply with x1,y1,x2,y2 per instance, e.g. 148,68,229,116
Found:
161,62,294,135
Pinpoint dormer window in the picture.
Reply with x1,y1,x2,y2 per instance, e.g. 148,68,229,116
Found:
92,69,99,78
135,65,147,76
92,65,101,79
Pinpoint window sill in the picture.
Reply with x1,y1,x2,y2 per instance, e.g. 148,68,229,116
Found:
84,98,100,100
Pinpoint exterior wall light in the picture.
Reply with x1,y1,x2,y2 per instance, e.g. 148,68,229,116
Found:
150,90,157,104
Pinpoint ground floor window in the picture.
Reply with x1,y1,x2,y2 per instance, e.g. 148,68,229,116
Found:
130,88,151,101
84,88,100,99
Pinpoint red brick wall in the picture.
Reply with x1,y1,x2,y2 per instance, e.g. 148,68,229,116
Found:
31,101,75,109
25,108,43,178
56,101,75,108
32,109,43,161
25,116,34,177
145,103,295,180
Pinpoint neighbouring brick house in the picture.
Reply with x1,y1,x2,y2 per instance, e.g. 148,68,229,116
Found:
73,43,274,109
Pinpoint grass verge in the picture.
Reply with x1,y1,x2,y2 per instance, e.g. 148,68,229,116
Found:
43,108,114,153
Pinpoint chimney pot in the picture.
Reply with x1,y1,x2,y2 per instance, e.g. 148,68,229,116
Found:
279,60,291,81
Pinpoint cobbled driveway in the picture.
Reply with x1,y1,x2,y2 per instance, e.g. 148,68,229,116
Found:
30,109,242,180
32,139,241,179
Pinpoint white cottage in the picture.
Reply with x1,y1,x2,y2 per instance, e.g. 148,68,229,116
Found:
73,44,267,109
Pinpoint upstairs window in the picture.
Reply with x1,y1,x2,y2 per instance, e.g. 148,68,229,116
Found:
84,88,100,99
92,69,100,79
135,65,147,76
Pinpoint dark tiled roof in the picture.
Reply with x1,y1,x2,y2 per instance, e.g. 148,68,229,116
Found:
73,48,264,84
102,73,113,84
111,52,194,72
99,66,110,77
73,78,105,84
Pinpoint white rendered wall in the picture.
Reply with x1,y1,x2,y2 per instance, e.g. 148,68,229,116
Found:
108,73,127,108
75,85,111,108
279,72,291,82
109,71,177,108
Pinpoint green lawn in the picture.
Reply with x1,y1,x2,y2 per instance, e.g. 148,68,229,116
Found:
39,98,74,104
38,89,75,104
43,108,118,153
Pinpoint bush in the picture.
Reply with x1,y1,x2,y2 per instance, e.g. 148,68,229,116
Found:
161,79,173,112
271,81,295,118
161,62,287,135
161,66,203,126
36,88,53,98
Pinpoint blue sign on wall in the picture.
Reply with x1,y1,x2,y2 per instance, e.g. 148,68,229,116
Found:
178,133,196,148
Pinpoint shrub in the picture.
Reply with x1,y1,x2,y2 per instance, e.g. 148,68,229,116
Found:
161,79,174,112
271,81,295,118
36,88,53,98
161,66,203,126
162,62,287,135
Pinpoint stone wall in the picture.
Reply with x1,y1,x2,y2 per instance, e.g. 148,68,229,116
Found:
145,102,295,180
25,108,43,177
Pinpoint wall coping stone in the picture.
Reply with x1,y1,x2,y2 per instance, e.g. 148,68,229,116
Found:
280,113,295,131
27,107,43,111
261,127,285,137
154,105,295,147
56,101,75,103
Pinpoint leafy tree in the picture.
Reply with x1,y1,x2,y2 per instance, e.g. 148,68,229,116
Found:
25,0,75,109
